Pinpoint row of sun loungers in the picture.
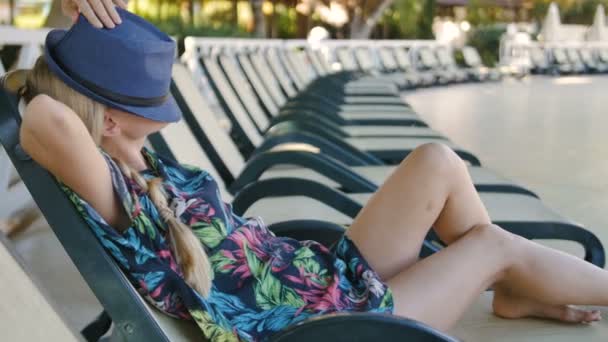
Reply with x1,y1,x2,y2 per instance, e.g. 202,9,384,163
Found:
528,46,608,75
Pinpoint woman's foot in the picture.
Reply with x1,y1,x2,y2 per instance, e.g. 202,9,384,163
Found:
493,289,602,324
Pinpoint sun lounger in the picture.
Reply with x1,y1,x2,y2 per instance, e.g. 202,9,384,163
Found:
235,52,442,138
461,46,502,82
434,47,470,83
0,84,458,342
202,55,481,165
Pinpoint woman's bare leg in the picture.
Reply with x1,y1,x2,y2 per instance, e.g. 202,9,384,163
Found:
348,142,491,280
386,225,608,331
345,143,608,329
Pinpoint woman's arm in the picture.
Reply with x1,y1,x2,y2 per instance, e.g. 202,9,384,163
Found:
20,94,130,231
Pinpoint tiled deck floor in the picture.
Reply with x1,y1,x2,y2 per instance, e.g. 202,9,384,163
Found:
405,75,608,341
9,75,608,340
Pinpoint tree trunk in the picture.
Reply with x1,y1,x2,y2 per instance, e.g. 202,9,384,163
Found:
350,0,394,39
231,0,239,27
250,0,266,38
44,0,73,28
8,0,15,25
188,0,195,26
269,0,278,38
296,11,309,38
349,0,366,38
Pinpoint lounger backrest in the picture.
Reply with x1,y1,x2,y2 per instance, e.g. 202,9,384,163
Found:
218,54,272,132
236,53,279,116
378,47,399,71
313,50,335,73
296,50,319,82
306,49,328,77
170,64,244,191
553,48,568,64
201,56,264,148
599,49,608,63
566,48,582,64
0,44,36,220
418,47,439,68
393,47,414,70
354,48,376,72
249,53,289,106
529,47,548,67
435,47,454,67
266,48,303,91
336,48,359,71
14,44,43,69
156,118,232,200
283,50,314,86
579,49,596,65
278,49,314,90
265,49,299,97
462,46,482,67
0,87,195,341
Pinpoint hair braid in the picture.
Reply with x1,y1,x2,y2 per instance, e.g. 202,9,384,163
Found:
118,162,213,297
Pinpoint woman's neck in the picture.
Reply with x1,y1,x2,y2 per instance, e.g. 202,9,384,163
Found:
101,136,148,171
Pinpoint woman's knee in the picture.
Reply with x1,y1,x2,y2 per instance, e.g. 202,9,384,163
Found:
467,224,521,259
406,142,466,177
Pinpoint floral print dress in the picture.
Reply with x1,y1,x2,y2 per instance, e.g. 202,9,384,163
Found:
63,149,393,341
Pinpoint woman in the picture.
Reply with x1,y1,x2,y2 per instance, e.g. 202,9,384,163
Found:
7,5,608,342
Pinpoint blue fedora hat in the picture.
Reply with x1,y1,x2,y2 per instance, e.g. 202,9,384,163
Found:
44,8,181,122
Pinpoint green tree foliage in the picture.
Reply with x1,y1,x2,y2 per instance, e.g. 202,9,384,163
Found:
467,25,505,66
467,0,493,26
531,0,608,24
132,0,249,37
381,0,434,39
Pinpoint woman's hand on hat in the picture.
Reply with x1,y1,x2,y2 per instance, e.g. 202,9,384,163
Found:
62,0,128,29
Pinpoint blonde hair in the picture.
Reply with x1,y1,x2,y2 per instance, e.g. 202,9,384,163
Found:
12,57,213,296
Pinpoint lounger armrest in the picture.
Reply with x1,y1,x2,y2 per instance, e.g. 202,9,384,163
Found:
267,119,349,142
270,111,349,135
268,312,460,342
281,98,342,117
256,131,383,166
267,220,346,248
281,101,425,127
495,221,605,267
229,150,376,194
341,116,428,127
232,177,363,218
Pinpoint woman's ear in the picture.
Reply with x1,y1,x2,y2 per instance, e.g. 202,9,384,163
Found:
103,110,120,137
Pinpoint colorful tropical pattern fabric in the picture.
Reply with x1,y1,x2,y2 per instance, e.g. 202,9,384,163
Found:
62,148,393,341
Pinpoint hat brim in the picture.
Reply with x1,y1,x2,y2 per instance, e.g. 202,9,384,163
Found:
44,29,181,123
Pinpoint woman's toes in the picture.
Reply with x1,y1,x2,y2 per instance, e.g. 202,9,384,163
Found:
541,305,602,324
583,310,602,323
